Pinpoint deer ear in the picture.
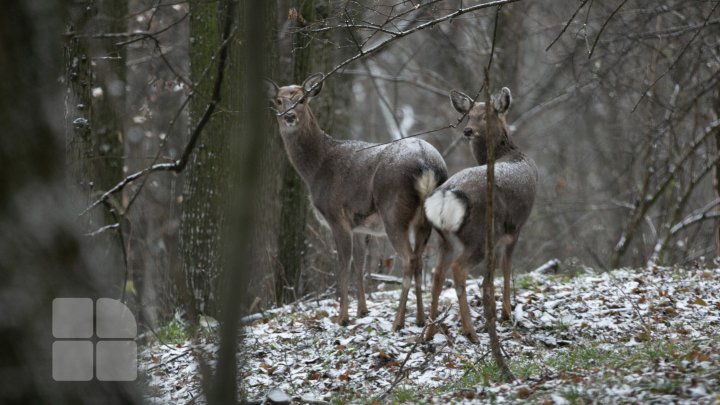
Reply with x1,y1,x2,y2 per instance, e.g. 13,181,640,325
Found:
264,78,279,100
303,73,324,98
492,87,512,115
449,90,473,114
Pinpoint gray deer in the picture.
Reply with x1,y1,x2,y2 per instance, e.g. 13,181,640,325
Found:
424,87,537,342
265,73,448,329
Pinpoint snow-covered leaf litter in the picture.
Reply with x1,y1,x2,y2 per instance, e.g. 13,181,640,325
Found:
139,266,720,403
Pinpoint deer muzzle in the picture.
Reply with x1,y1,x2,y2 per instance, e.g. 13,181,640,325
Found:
283,111,297,126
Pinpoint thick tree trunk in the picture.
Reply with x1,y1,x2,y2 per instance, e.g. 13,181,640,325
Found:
182,0,255,317
211,1,270,401
274,0,317,305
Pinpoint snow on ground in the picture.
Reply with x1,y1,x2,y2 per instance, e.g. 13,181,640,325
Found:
139,265,720,403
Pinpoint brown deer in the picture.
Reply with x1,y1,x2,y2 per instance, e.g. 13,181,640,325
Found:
424,87,537,342
265,73,448,329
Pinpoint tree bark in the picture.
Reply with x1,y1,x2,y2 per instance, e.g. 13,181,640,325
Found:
181,0,235,317
482,67,514,382
210,0,270,402
274,0,317,305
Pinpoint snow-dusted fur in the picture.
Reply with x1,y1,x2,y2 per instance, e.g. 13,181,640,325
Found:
266,73,448,330
424,190,466,233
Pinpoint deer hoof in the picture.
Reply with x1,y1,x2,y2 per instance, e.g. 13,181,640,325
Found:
334,315,350,327
357,308,369,317
466,331,479,344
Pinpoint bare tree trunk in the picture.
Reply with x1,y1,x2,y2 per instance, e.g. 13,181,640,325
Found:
714,86,720,259
482,67,513,381
181,0,234,317
274,0,316,305
210,0,269,402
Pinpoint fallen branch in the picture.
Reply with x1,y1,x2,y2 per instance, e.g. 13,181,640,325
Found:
532,258,561,275
367,273,403,284
377,309,451,402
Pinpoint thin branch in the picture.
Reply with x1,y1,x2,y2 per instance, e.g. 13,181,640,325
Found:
115,12,189,46
324,0,526,80
545,0,591,52
343,10,405,138
588,0,630,58
486,4,502,70
83,222,119,236
125,27,236,213
79,11,237,218
337,70,446,96
377,309,450,402
612,119,720,266
632,0,720,112
672,212,720,235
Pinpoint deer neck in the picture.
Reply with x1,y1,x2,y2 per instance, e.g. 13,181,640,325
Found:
279,112,330,182
470,126,519,165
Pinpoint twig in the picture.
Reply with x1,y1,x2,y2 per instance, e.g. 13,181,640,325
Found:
378,309,451,401
324,0,525,80
545,0,591,52
146,348,194,372
632,0,720,112
83,222,119,236
588,0,630,59
79,22,237,217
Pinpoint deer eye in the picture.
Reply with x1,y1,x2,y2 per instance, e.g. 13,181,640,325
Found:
275,99,281,105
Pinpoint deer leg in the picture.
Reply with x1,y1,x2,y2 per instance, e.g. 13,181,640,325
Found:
355,234,369,317
389,236,413,332
425,236,452,342
412,220,432,326
500,239,517,322
451,259,478,343
331,225,353,326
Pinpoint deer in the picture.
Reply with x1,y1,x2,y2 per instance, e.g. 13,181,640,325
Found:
423,87,537,343
265,73,448,330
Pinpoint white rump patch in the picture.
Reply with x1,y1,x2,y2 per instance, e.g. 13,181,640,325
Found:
424,190,466,233
415,170,438,199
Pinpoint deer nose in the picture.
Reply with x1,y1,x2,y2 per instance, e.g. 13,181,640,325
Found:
463,127,473,137
284,112,297,123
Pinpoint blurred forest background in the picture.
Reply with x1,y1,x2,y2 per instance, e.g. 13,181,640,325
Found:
2,0,719,400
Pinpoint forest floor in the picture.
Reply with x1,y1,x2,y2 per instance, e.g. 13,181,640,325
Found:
139,265,720,404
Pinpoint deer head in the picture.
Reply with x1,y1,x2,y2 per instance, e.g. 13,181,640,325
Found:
265,72,324,132
450,87,513,165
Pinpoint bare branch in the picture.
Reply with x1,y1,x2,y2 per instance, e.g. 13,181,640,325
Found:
588,0,630,58
83,222,119,236
324,0,526,80
632,0,720,112
79,10,237,217
545,0,591,52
